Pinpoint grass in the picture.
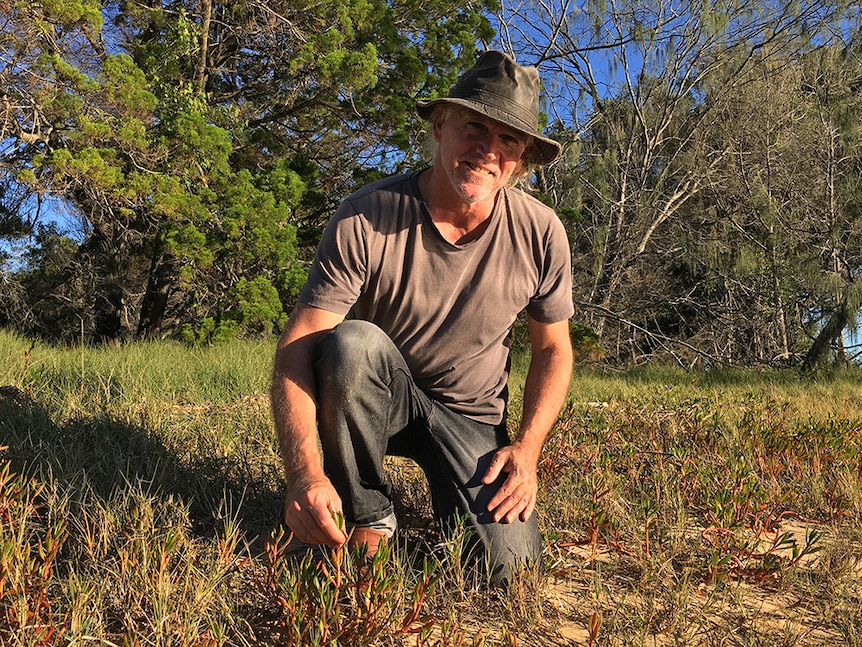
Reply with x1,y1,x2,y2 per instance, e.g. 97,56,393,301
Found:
1,329,861,645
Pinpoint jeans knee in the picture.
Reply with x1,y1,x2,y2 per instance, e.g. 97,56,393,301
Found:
314,321,401,396
317,321,389,366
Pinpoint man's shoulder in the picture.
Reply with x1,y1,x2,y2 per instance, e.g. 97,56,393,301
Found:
329,171,421,236
345,172,416,204
500,186,564,235
501,186,557,216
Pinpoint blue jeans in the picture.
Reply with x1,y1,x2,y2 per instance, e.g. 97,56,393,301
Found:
313,320,541,583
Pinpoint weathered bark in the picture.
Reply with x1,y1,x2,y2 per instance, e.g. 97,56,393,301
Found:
801,303,848,371
137,250,180,339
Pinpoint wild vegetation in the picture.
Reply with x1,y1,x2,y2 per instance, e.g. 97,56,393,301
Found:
2,330,860,645
3,2,861,644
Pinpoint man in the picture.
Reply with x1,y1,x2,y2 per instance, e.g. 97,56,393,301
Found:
271,50,574,583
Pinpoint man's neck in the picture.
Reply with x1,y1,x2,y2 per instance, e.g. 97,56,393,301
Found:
418,168,500,245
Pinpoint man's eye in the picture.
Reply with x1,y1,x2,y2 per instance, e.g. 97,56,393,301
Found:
501,135,525,150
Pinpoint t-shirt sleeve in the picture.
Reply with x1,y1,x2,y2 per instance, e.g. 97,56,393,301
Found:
526,214,575,323
298,200,367,315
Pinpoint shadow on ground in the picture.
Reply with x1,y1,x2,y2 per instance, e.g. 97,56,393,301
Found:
0,385,283,549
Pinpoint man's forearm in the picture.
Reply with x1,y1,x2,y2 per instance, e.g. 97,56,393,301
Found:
271,366,326,488
271,304,346,486
271,305,349,546
481,321,572,522
516,323,574,460
270,310,335,487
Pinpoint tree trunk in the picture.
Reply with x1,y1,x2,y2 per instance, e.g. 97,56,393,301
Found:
801,303,848,371
137,250,179,339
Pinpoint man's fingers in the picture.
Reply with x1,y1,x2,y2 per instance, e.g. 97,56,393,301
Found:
486,471,521,517
485,469,537,521
284,482,348,547
481,453,505,485
486,475,516,511
519,495,536,523
491,487,528,523
285,500,325,544
290,510,344,546
309,504,347,547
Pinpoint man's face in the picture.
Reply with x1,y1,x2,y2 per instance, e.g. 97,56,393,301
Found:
434,106,531,205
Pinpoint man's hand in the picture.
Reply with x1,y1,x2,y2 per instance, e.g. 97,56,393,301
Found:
481,442,540,523
480,316,573,525
284,478,348,547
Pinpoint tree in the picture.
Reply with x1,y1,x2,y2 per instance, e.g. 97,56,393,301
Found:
492,0,852,365
680,35,862,368
798,43,862,368
1,0,496,343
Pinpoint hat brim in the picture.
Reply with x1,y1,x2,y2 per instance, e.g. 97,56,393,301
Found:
417,98,561,166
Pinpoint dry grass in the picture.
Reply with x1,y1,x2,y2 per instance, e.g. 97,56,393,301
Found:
1,331,861,645
519,374,862,646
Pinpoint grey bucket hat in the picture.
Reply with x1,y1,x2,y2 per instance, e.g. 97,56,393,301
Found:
417,50,561,165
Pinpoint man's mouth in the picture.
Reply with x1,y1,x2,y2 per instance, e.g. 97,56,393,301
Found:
463,161,495,176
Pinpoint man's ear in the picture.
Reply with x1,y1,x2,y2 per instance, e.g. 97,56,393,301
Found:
432,108,446,142
514,148,529,174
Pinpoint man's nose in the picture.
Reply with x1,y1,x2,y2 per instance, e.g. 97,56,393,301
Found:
474,133,499,158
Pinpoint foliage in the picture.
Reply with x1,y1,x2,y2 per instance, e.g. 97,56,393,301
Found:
259,528,444,645
1,0,861,369
0,0,495,343
0,458,69,645
687,41,862,368
502,0,860,367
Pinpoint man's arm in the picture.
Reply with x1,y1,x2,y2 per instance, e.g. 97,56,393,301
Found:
482,316,573,523
271,302,348,546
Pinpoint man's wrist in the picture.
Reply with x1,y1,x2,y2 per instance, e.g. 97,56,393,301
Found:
512,435,543,465
284,465,328,492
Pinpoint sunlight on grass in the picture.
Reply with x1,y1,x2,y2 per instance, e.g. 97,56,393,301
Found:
0,333,275,412
1,330,861,645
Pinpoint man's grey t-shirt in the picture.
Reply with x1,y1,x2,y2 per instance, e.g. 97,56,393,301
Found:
299,171,574,425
